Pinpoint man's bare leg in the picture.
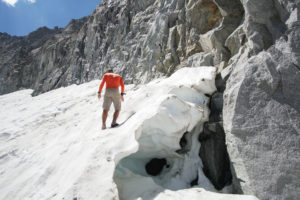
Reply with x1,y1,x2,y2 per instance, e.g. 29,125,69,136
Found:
102,109,109,129
112,110,120,126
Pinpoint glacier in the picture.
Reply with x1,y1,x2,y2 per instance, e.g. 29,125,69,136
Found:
0,67,258,200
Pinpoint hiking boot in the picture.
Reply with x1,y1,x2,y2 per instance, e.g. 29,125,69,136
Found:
111,123,119,128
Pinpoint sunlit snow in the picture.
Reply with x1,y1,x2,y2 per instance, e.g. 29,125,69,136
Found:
0,67,258,200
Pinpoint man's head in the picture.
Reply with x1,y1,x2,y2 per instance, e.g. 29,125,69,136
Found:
105,69,113,74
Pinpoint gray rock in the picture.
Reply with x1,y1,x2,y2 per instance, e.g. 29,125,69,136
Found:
223,21,300,200
186,52,214,67
0,27,63,95
199,121,232,190
225,24,247,56
0,0,228,95
209,92,223,122
242,0,287,55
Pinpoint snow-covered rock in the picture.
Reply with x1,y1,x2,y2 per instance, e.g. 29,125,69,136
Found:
0,67,258,200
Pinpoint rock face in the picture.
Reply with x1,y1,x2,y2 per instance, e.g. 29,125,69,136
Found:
1,0,228,95
0,19,87,95
0,0,299,199
223,1,300,199
0,27,63,94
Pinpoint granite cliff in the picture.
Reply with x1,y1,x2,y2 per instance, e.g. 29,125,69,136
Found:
0,0,299,199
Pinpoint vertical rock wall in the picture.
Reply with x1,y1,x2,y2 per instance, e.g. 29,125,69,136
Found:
223,1,300,199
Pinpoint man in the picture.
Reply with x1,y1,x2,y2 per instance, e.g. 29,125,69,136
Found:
98,69,125,130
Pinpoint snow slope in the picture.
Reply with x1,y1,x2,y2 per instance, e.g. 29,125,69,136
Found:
0,67,258,200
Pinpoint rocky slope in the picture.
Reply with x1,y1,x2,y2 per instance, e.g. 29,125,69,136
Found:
0,0,299,199
1,0,240,95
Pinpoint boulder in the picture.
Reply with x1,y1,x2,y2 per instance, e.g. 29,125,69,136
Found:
223,23,300,199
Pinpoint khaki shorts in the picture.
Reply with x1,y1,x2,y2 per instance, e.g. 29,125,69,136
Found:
103,88,121,110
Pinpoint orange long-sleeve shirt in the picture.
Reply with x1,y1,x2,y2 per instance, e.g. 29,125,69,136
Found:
98,73,125,93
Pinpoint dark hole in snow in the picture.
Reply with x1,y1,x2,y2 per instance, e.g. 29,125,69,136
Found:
145,158,167,176
176,131,190,154
190,175,198,187
180,131,188,148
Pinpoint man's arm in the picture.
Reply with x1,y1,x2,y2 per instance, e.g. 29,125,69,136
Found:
98,75,107,98
120,77,125,101
120,77,125,94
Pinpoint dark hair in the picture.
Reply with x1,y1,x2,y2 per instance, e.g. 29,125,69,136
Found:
105,69,113,74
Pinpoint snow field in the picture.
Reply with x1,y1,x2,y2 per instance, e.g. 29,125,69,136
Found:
0,67,258,200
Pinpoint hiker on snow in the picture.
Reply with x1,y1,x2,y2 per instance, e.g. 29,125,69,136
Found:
98,69,125,130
